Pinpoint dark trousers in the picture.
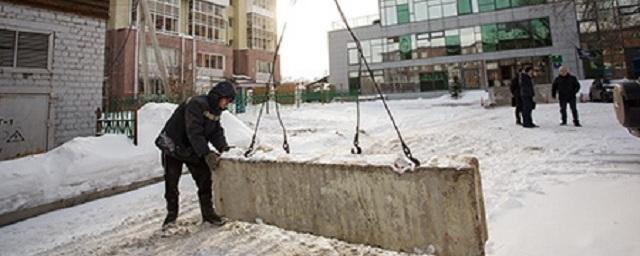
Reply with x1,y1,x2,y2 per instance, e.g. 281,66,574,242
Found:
514,97,523,123
521,96,535,126
161,153,215,221
559,96,579,123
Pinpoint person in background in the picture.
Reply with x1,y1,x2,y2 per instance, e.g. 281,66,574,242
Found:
520,66,538,128
154,81,236,229
552,66,581,127
487,74,497,107
450,75,462,98
510,68,523,125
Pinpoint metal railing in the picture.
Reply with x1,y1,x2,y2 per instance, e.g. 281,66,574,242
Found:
96,109,138,145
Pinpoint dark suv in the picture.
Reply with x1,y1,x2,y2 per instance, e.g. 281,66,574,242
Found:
590,79,625,102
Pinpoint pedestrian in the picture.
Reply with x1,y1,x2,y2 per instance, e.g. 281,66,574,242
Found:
552,66,581,127
510,68,523,125
487,74,497,107
520,66,538,128
154,81,236,228
450,75,461,98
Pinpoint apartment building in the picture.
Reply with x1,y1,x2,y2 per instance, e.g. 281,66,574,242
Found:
106,0,280,99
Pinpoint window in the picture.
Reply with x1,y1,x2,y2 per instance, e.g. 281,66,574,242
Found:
383,6,398,25
256,60,272,74
190,0,226,43
197,53,224,70
397,4,410,24
442,0,458,17
247,13,276,51
428,1,443,19
478,0,495,12
481,24,498,52
347,39,384,65
0,29,50,69
460,27,476,54
457,0,472,14
496,0,511,9
252,0,276,12
149,0,180,33
415,0,429,21
530,18,551,47
445,29,461,55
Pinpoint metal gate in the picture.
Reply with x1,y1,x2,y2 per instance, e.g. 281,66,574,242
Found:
0,90,52,160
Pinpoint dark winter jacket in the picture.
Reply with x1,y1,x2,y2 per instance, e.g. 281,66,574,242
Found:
520,73,535,98
156,84,234,163
552,74,580,100
510,74,521,98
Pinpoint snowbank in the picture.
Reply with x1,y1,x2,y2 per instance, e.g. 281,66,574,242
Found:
0,103,252,216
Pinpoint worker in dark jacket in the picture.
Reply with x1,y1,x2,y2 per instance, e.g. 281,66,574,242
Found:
510,68,523,125
520,66,537,128
155,81,235,228
552,66,581,127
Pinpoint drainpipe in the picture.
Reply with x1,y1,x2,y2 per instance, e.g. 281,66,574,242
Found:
192,0,197,94
134,0,140,99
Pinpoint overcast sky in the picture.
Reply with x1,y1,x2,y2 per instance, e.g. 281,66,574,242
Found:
276,0,379,81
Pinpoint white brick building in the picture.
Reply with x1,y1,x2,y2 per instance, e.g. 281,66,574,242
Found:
0,0,109,160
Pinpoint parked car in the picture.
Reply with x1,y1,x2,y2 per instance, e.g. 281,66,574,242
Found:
590,79,636,102
578,79,594,102
613,80,640,137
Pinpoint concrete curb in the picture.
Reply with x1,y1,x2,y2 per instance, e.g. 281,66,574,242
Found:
0,176,164,227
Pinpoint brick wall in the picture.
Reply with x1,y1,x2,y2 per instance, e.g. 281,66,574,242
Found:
0,1,106,146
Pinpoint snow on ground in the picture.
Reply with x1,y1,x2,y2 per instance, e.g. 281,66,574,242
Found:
0,103,252,216
1,90,639,255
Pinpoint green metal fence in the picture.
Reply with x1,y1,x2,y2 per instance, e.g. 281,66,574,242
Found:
96,110,138,145
249,91,360,105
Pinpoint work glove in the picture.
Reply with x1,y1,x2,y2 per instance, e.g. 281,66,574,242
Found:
204,152,221,170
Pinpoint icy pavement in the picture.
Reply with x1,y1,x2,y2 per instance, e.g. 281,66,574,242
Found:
1,90,639,255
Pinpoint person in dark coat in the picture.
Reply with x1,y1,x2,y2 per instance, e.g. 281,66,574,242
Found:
155,81,236,228
520,66,538,128
510,68,523,125
552,66,581,127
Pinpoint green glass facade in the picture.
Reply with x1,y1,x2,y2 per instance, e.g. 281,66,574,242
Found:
347,18,552,65
381,0,548,26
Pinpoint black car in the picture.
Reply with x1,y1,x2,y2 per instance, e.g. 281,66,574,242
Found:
589,79,617,102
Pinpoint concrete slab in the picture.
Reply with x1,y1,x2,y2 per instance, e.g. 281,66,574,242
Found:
213,158,487,255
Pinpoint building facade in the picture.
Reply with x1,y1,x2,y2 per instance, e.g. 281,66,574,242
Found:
106,0,279,100
575,0,640,79
0,0,108,160
329,0,582,94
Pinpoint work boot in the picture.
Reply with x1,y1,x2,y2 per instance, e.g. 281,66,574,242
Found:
203,212,226,226
199,196,226,226
163,210,178,226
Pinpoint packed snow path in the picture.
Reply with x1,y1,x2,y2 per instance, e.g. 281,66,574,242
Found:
1,91,639,256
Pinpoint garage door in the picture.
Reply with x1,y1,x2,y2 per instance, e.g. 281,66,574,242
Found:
0,93,51,160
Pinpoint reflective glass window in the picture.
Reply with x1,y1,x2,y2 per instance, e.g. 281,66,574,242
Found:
457,0,472,14
397,4,410,24
443,1,458,17
478,0,495,12
481,24,498,52
415,1,429,21
445,29,461,55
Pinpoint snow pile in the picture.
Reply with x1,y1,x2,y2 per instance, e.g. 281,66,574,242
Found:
0,103,253,215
